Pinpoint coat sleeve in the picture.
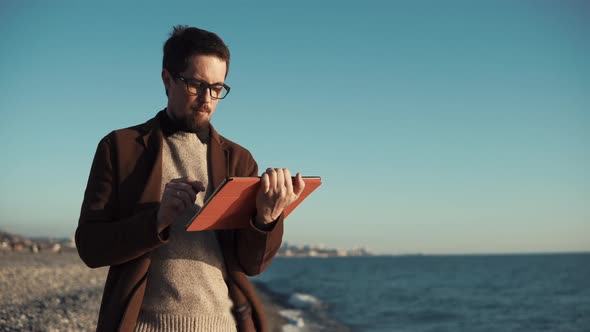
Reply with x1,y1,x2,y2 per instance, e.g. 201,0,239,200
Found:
75,135,167,268
233,154,284,276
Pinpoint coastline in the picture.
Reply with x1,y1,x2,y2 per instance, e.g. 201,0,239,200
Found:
254,283,290,332
252,279,352,332
0,251,288,331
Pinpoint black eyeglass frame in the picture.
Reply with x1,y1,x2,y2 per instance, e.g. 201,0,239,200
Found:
173,74,231,100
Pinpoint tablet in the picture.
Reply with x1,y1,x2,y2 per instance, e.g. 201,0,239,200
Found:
185,176,322,231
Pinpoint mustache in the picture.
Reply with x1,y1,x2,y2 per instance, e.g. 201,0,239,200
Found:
193,104,211,112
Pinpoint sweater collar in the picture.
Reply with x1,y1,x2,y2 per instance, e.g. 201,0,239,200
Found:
159,109,210,143
138,110,226,149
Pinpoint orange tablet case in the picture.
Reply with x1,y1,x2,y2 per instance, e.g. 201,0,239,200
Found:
186,176,322,231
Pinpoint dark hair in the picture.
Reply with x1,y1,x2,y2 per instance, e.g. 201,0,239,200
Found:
163,25,230,76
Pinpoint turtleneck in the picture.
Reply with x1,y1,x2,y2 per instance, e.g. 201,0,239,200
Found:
160,109,210,143
136,110,236,331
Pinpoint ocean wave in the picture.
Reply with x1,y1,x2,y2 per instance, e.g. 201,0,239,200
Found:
280,293,325,332
287,292,322,309
279,309,305,331
253,280,350,331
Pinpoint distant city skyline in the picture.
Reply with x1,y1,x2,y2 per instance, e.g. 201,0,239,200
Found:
1,0,588,254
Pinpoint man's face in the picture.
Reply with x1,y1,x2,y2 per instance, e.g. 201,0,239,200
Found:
163,54,228,132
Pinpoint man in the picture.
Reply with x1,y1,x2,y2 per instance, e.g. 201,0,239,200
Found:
76,26,304,332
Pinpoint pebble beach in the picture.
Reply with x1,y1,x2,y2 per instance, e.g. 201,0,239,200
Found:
0,251,287,331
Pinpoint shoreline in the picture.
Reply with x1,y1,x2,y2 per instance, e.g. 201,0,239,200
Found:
252,279,352,332
0,251,288,331
253,282,290,332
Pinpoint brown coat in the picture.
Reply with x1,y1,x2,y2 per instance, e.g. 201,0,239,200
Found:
76,111,283,331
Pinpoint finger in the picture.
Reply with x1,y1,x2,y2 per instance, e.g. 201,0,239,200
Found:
176,190,193,209
293,173,305,196
274,168,284,190
267,168,277,192
169,195,184,210
165,180,195,193
164,188,187,209
188,180,206,193
167,183,197,201
185,189,197,204
261,173,270,193
283,168,293,194
171,177,204,194
169,177,189,183
173,193,189,210
167,186,195,207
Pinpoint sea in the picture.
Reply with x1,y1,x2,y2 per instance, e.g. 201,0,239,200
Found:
252,253,590,332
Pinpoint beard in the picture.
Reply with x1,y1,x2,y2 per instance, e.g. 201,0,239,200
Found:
168,106,210,133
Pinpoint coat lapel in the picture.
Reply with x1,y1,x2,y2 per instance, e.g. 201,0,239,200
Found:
137,115,164,205
135,115,228,206
209,124,228,190
208,125,266,331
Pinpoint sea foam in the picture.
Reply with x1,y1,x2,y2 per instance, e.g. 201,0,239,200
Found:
287,292,321,309
279,309,305,331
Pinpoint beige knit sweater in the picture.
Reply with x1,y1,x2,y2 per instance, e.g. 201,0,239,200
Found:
135,129,236,332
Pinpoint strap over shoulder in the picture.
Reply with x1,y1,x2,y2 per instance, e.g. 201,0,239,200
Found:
216,230,268,332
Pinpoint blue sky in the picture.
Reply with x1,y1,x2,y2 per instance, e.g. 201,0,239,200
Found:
0,0,588,254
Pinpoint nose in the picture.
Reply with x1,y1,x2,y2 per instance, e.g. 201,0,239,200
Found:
197,86,212,103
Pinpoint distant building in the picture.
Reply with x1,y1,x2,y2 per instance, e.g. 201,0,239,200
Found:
277,242,373,258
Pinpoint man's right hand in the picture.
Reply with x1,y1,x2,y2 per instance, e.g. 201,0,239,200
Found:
157,177,206,233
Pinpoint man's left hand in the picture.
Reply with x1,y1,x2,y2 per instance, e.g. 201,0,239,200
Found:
255,168,305,226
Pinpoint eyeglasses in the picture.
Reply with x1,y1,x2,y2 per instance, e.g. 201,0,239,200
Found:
174,74,231,100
